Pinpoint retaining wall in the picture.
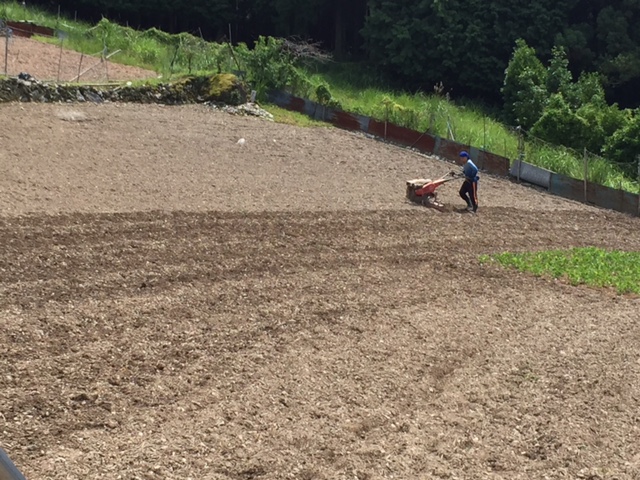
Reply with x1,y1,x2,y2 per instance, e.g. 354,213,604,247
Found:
268,90,639,216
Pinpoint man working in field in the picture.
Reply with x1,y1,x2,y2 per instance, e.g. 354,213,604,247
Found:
458,151,479,213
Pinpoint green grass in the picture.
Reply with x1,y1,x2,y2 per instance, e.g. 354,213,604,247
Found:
263,103,330,127
480,247,640,294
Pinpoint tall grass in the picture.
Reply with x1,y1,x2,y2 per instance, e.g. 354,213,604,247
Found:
0,1,236,78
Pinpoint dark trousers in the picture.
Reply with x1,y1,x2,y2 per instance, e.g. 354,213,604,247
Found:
459,180,478,211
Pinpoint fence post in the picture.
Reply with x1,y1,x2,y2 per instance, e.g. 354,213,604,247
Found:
583,148,588,202
77,52,84,81
637,155,640,217
103,44,109,82
516,127,524,183
57,37,64,82
3,30,8,76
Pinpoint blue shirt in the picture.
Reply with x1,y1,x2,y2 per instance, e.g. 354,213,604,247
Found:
463,159,479,182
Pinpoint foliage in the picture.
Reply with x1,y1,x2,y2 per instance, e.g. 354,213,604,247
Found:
481,247,640,295
362,0,568,100
314,83,341,109
8,0,640,108
554,71,607,118
502,39,548,129
545,46,573,96
530,93,590,151
235,36,327,101
264,102,329,127
506,40,634,161
603,111,640,171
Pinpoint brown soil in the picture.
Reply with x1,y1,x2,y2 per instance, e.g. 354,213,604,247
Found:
2,36,157,82
1,42,640,480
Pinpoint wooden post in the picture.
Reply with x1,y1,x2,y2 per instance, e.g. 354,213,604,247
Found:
516,127,524,182
77,52,84,82
57,37,64,81
69,49,121,82
4,34,8,76
103,44,109,82
583,147,588,203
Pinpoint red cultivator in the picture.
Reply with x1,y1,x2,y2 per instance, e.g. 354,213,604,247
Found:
406,171,462,210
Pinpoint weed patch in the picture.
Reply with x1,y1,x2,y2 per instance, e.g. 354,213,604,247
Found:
480,247,640,294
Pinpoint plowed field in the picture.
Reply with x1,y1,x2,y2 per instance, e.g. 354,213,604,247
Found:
1,102,640,480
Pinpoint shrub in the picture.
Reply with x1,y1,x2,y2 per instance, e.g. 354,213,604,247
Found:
603,111,640,172
531,93,590,150
236,36,297,100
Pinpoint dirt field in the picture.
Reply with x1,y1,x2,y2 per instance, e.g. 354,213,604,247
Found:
1,39,640,480
3,36,157,82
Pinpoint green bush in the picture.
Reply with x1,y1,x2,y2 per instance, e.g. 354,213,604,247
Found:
236,36,298,100
530,93,590,150
566,72,607,108
603,111,640,172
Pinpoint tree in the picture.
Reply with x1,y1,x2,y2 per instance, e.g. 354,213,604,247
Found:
556,0,640,107
502,39,548,129
361,0,572,101
546,46,573,96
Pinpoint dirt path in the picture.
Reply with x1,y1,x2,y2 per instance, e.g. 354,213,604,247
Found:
1,102,639,480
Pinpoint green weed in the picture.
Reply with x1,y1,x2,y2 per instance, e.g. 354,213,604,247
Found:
481,247,640,294
263,103,329,128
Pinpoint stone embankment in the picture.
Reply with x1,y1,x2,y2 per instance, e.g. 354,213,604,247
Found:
0,73,248,105
0,72,275,119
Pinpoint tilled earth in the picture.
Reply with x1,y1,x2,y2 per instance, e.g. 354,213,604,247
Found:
3,36,157,83
1,102,640,480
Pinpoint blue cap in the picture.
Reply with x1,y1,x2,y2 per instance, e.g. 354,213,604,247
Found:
459,151,469,158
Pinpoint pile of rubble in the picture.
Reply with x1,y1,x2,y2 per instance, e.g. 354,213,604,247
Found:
207,101,274,120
